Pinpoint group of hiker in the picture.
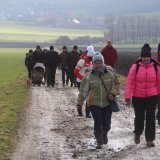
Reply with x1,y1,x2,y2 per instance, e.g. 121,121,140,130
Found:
25,41,160,149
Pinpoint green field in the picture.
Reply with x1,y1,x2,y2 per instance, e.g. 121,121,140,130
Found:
0,48,28,159
0,22,103,43
0,48,28,84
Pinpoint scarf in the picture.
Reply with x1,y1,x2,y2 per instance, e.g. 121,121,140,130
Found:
93,65,107,75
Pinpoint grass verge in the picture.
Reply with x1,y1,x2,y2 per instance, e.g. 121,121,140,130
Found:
0,78,28,159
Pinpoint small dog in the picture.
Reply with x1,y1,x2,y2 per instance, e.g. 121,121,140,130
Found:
27,78,32,87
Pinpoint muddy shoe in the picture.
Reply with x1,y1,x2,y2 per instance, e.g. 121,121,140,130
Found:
134,135,140,144
147,141,155,147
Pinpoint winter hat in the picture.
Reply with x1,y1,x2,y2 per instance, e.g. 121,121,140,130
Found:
141,43,151,57
73,45,78,49
63,46,67,49
36,45,41,50
50,46,54,50
92,52,104,64
29,49,33,53
87,45,95,57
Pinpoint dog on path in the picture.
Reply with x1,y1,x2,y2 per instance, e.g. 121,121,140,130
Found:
27,78,32,87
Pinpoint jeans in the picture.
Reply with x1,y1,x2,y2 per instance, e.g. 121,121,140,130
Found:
90,105,112,135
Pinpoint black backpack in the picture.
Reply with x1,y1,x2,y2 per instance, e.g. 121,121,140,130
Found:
135,58,159,75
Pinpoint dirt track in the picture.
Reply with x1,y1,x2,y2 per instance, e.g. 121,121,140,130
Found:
11,72,160,160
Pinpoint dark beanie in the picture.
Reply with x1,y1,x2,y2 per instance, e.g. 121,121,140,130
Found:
50,46,54,50
29,49,33,53
63,46,67,49
36,45,41,50
73,45,78,49
141,43,151,57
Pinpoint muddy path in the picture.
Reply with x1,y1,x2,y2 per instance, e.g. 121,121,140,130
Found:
11,73,160,160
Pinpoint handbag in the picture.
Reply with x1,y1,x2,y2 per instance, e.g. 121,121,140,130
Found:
98,74,120,112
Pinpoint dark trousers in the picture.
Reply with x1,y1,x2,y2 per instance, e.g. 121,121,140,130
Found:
90,105,112,136
61,68,69,85
132,96,159,141
77,82,90,116
46,67,56,86
27,67,33,79
68,68,76,85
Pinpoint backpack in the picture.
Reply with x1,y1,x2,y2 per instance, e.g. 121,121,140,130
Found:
135,58,159,75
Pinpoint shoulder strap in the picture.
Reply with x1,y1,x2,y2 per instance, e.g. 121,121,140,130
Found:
98,74,109,94
136,63,140,74
153,63,158,74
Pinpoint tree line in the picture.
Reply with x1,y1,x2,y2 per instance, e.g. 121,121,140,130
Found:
104,15,160,44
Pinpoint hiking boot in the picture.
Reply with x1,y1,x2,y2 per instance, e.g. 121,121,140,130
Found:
134,134,140,144
77,108,83,116
103,132,108,145
95,133,103,149
147,141,155,147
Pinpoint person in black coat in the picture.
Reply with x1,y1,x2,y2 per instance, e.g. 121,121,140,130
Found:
44,46,60,87
66,45,80,87
25,49,35,79
32,45,44,63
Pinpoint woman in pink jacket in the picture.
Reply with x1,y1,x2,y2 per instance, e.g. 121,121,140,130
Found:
125,44,160,147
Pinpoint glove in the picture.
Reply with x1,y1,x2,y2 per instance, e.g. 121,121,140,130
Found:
108,94,115,101
77,105,83,116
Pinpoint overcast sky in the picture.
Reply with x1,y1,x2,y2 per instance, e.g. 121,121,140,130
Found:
0,0,159,20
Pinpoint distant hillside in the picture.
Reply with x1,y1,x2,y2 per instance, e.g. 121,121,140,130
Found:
0,0,159,29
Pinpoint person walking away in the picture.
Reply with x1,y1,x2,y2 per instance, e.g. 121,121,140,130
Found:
101,40,118,68
66,45,80,87
44,46,60,87
125,43,160,147
77,53,120,149
25,49,35,79
74,45,95,118
59,46,69,86
42,48,48,84
32,45,44,64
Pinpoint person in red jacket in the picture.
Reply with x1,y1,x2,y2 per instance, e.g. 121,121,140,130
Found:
101,41,118,68
125,44,160,147
74,45,95,118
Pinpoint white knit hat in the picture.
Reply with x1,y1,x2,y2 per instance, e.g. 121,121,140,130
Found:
87,45,95,57
92,52,104,63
